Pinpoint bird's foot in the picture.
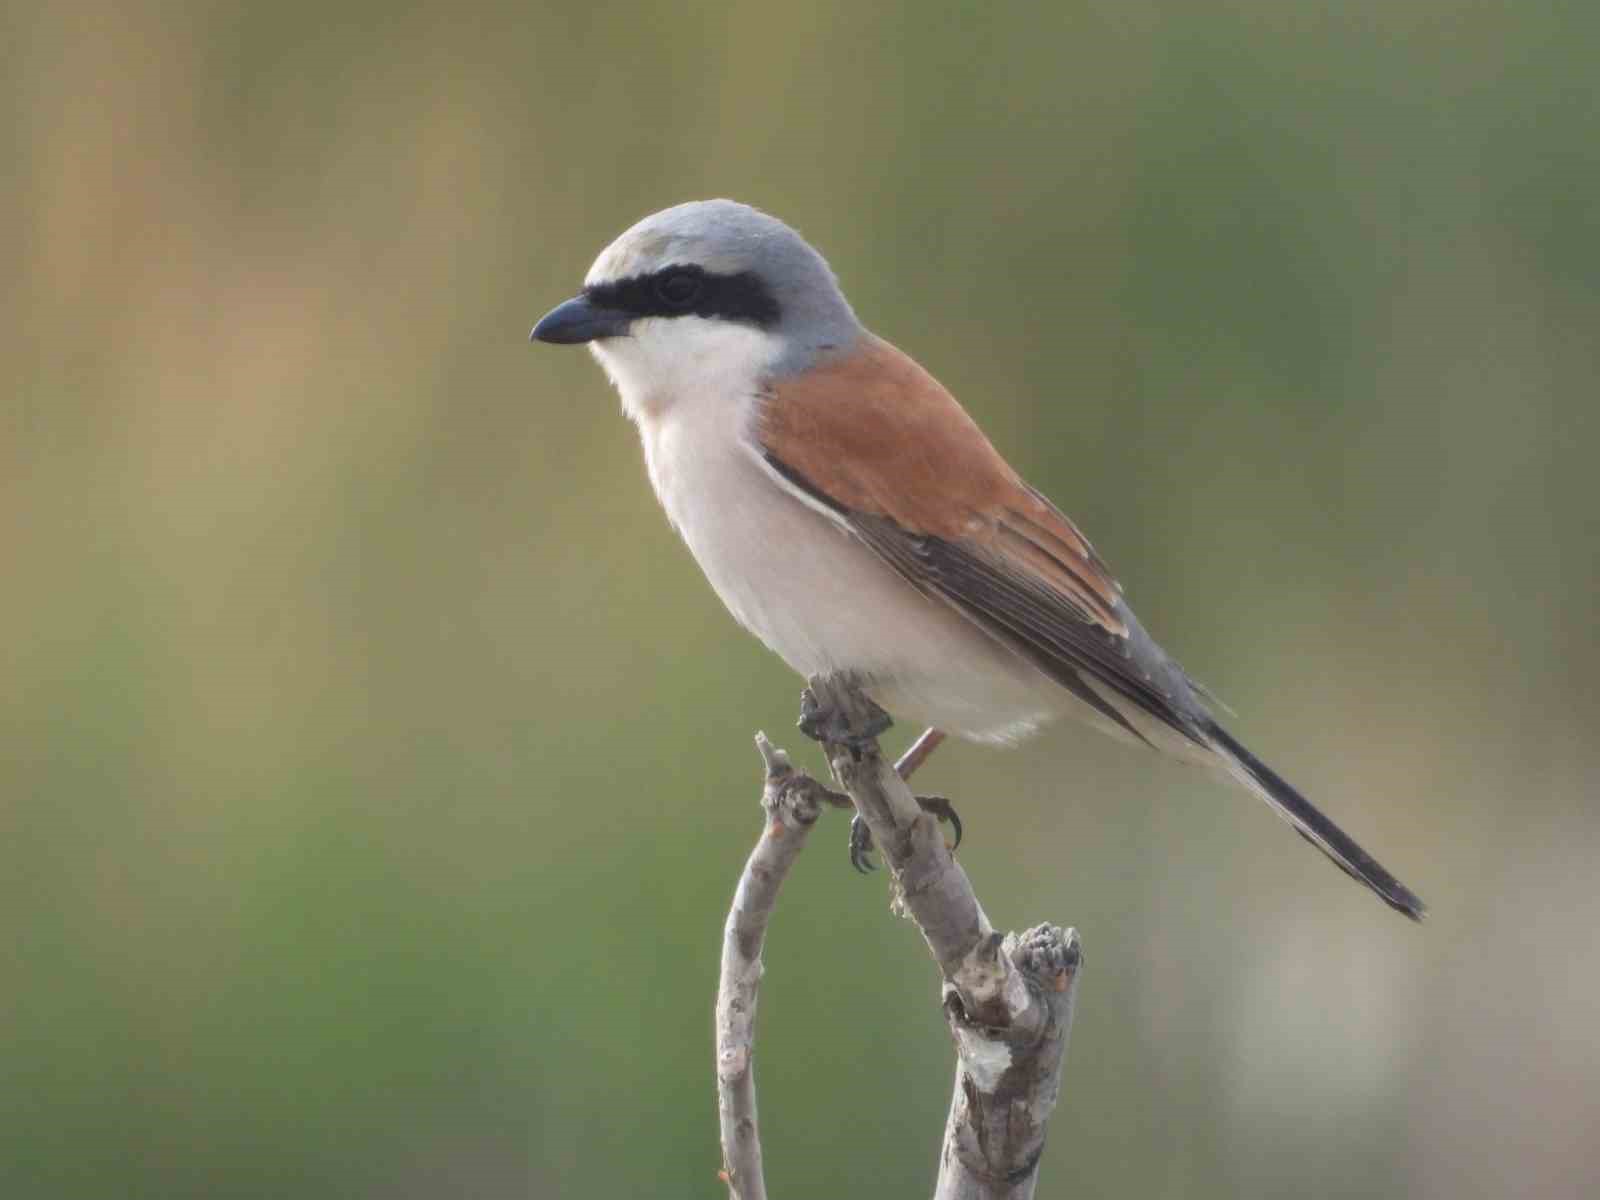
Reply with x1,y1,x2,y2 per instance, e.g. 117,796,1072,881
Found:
847,794,964,873
797,680,892,756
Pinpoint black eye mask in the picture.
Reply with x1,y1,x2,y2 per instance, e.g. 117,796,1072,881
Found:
584,265,781,329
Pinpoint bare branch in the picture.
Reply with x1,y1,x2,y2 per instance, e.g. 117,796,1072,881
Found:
715,733,830,1200
935,925,1081,1200
806,674,1081,1199
713,680,1082,1200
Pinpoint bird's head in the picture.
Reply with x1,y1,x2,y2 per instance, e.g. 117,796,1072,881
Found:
531,200,860,418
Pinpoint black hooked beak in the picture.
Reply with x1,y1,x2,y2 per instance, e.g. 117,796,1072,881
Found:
529,295,632,345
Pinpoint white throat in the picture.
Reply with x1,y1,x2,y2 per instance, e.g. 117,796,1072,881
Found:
588,316,784,423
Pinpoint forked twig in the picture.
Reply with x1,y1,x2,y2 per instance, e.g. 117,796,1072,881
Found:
714,679,1082,1199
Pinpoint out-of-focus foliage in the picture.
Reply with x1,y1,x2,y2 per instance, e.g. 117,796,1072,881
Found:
4,3,1597,1197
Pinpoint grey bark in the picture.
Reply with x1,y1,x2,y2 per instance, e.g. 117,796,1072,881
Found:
715,734,831,1200
714,677,1081,1200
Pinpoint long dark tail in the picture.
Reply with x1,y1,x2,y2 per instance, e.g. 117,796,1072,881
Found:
1204,721,1427,922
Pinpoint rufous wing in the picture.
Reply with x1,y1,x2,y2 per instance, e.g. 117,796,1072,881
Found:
756,334,1202,744
757,335,1124,633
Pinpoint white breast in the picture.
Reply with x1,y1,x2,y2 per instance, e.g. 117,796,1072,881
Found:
590,319,1063,742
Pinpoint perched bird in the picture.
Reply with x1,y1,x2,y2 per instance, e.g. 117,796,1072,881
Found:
531,199,1425,920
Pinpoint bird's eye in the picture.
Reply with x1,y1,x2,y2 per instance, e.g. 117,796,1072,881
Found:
654,270,703,309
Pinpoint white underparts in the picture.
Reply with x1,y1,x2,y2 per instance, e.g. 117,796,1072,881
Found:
590,320,1068,742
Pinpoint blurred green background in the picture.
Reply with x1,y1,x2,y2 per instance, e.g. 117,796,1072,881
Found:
4,2,1598,1197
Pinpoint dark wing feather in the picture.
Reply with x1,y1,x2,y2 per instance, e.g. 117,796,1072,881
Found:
764,451,1208,748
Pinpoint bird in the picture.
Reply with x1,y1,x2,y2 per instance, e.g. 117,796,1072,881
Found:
530,199,1426,921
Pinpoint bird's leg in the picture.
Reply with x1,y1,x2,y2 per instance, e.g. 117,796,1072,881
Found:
849,727,962,873
894,728,947,780
897,728,961,853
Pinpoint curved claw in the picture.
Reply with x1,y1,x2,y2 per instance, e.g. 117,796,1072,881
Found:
848,814,878,873
916,795,963,852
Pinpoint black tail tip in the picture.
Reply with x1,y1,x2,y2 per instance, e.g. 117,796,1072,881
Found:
1208,720,1430,925
1388,887,1429,924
